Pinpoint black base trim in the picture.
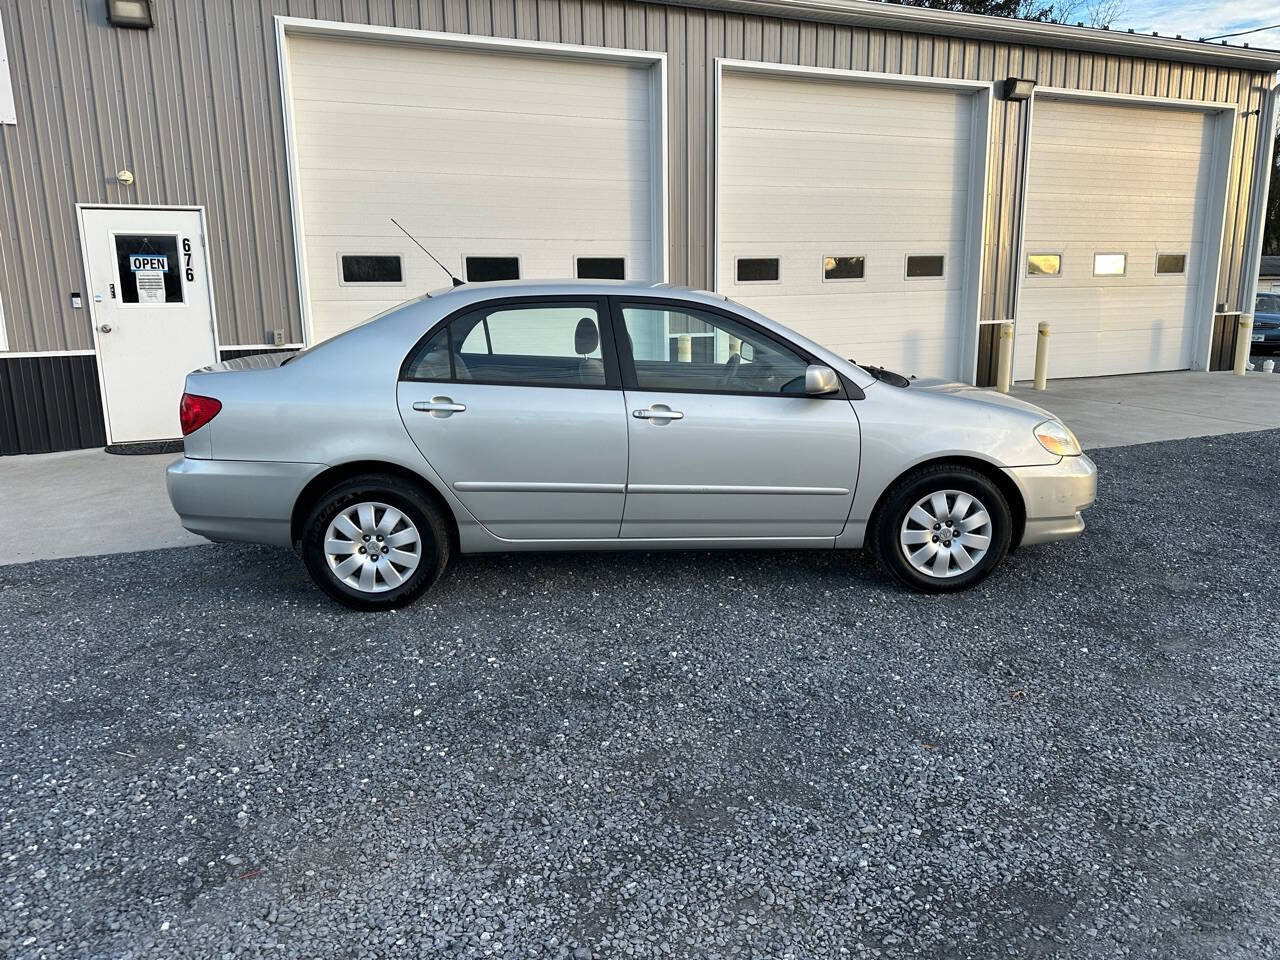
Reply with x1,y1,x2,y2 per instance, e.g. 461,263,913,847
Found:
106,439,183,456
1,355,107,456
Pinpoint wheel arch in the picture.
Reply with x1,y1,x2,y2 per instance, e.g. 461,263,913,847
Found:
866,456,1027,549
290,460,459,552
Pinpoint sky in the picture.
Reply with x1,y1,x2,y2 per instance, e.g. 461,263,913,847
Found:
1121,0,1280,52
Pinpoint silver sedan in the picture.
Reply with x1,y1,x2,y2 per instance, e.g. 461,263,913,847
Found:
167,280,1096,610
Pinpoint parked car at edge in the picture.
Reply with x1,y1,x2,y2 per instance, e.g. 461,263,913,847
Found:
167,280,1096,610
1252,292,1280,353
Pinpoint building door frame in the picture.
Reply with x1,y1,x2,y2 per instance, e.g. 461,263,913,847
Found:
76,203,221,445
1011,87,1238,377
711,58,994,385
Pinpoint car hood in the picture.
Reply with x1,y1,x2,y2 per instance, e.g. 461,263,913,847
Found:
913,377,1056,419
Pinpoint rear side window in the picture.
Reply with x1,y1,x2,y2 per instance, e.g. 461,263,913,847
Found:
402,301,613,388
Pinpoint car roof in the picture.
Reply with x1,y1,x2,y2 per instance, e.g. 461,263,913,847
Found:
426,278,729,302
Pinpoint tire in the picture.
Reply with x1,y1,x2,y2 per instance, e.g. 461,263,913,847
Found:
301,474,451,611
869,464,1013,593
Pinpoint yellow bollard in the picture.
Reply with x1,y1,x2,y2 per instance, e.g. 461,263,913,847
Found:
1033,321,1050,391
996,321,1014,394
1233,314,1253,376
677,333,692,363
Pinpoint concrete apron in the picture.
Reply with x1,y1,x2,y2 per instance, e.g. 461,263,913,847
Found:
1007,370,1280,450
2,370,1279,564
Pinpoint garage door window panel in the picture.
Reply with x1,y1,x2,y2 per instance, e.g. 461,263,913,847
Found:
823,256,866,282
576,257,626,280
1093,253,1127,277
1156,253,1187,276
1027,254,1062,277
442,301,615,388
618,303,812,396
905,255,945,280
464,256,520,283
735,258,781,284
339,254,404,286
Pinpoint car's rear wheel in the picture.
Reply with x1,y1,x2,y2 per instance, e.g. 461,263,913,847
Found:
301,475,450,610
870,465,1013,592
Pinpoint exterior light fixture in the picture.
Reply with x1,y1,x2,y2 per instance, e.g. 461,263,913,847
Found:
116,169,135,187
1001,77,1036,101
105,0,154,29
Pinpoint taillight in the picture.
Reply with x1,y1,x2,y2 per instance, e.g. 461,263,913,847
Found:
179,393,222,436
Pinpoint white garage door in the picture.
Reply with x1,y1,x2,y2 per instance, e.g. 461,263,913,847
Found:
718,71,980,379
1016,97,1216,380
286,34,659,343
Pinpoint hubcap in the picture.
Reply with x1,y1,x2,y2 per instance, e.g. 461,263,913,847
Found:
899,489,992,580
323,501,422,593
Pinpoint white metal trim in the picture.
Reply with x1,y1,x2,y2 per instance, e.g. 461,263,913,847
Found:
712,59,995,383
1241,82,1279,327
220,343,304,352
693,0,1280,71
1010,87,1239,376
0,9,15,126
75,204,221,446
275,16,670,344
717,58,992,93
0,349,96,359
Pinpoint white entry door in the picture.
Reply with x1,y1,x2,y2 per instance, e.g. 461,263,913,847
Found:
80,207,217,443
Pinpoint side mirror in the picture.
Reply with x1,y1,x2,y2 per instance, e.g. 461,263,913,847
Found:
804,364,840,396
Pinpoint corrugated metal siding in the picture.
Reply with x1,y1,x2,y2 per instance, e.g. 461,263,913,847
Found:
0,355,106,455
0,0,1271,359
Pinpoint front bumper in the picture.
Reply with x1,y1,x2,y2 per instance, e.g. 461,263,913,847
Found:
166,457,325,547
1003,454,1097,547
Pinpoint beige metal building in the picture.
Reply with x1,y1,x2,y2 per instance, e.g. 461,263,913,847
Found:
0,0,1277,453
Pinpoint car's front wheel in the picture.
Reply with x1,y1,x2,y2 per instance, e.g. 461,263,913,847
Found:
301,475,451,610
870,465,1013,592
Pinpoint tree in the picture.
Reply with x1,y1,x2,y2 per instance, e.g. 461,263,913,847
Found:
887,0,1126,27
1266,133,1280,257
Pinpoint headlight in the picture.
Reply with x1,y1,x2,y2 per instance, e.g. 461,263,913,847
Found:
1034,419,1081,457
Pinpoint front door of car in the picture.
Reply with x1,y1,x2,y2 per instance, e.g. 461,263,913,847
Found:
396,298,627,540
613,299,861,540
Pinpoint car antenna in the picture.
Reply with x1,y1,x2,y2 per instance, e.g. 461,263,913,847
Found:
389,217,463,287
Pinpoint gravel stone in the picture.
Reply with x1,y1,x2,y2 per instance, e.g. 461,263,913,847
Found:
1,431,1278,958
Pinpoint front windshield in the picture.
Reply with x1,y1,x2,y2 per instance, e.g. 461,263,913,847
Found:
1256,292,1280,315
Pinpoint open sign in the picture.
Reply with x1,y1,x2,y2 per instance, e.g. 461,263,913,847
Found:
129,254,168,272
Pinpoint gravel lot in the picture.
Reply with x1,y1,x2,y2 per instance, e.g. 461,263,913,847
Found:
2,431,1279,959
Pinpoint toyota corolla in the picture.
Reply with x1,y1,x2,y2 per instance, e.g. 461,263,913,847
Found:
167,280,1096,609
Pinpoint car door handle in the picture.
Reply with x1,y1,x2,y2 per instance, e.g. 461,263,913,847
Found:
412,398,466,417
633,406,684,420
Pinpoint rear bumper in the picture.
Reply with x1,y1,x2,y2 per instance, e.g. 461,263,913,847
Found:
1004,454,1097,547
166,456,324,547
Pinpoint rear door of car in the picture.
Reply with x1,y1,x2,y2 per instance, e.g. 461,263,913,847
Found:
396,296,627,540
610,296,861,540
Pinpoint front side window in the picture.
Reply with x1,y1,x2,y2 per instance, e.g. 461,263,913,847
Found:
115,234,184,304
403,301,610,388
620,302,811,395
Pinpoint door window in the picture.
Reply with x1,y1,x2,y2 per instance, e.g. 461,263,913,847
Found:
402,301,613,388
619,303,811,395
114,234,184,304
